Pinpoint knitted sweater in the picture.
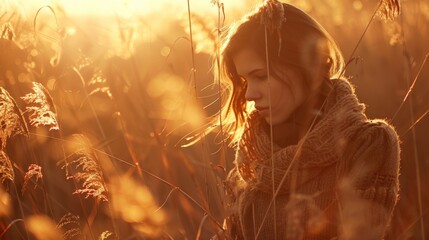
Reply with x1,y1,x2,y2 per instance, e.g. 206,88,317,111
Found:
224,79,400,240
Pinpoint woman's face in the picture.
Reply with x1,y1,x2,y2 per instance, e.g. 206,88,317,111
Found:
232,49,308,125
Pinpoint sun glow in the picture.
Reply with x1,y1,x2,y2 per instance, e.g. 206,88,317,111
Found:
9,0,246,18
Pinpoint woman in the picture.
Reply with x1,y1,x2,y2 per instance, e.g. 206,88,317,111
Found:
217,1,400,239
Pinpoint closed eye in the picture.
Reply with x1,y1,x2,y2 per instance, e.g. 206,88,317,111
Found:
248,69,267,81
237,69,267,83
253,74,267,81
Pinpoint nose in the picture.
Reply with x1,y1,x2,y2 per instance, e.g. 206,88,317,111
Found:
245,83,262,102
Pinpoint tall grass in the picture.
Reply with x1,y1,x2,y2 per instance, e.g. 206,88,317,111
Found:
0,0,428,239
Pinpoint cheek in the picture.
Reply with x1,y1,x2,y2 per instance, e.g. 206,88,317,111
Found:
270,81,294,103
291,81,308,104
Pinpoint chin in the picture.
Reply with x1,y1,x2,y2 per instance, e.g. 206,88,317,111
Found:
263,117,281,126
263,114,295,126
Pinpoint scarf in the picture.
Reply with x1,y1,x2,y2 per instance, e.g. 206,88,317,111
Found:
225,78,369,239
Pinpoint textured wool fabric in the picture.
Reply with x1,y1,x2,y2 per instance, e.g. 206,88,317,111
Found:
224,79,400,240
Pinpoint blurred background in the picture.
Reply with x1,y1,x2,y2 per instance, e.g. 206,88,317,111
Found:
1,0,428,239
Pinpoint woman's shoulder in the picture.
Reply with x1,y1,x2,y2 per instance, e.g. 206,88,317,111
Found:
358,119,400,145
344,119,400,174
357,119,400,150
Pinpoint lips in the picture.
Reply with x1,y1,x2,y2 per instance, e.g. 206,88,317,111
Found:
255,106,269,111
255,106,270,116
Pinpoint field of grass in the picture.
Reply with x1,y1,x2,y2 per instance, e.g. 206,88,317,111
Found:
1,0,428,239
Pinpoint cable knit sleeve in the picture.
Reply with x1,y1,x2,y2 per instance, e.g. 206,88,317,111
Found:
338,120,400,240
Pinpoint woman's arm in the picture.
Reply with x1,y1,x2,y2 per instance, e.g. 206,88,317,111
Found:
338,120,400,240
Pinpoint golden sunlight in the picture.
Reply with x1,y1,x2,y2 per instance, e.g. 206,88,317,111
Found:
1,0,428,239
9,0,246,17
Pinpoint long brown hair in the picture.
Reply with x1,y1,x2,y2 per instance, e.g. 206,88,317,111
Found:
216,1,345,145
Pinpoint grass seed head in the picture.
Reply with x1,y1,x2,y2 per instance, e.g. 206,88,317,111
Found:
22,164,43,195
56,213,82,240
377,0,401,21
21,82,59,131
0,150,15,184
61,134,108,202
0,87,29,148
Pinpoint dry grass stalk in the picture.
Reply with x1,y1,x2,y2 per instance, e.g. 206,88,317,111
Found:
0,87,29,149
0,149,14,184
26,215,64,240
21,164,43,194
60,134,108,202
108,175,166,238
56,213,82,240
21,82,59,131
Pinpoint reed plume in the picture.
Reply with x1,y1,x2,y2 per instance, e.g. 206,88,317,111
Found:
21,82,59,131
22,164,43,194
0,87,29,149
377,0,401,21
60,134,108,202
0,150,14,184
56,213,82,240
